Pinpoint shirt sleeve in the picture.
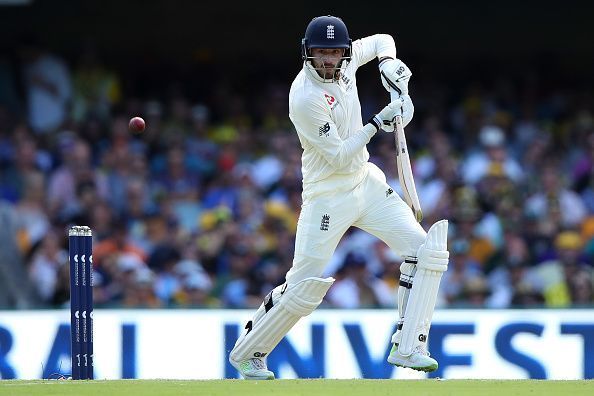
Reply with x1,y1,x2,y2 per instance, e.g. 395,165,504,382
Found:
290,93,377,169
351,34,397,69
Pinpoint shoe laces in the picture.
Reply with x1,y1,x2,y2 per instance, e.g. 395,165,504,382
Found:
413,345,430,357
250,358,267,370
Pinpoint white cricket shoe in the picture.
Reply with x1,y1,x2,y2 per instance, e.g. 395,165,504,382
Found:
387,344,438,372
230,357,275,380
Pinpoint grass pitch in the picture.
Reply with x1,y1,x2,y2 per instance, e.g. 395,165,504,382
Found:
1,379,593,396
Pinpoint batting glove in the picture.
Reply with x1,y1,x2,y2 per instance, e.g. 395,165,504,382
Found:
379,58,412,96
369,98,404,133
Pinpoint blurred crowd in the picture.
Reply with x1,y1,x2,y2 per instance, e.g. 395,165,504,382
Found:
1,41,593,310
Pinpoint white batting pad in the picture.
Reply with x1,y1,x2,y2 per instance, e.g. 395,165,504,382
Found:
230,277,334,363
398,220,448,356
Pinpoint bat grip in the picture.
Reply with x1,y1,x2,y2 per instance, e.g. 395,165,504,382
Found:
390,89,400,102
390,89,404,118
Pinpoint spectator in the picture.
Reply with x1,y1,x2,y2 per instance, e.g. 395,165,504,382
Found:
151,145,200,203
525,165,587,230
534,231,592,307
461,125,524,185
122,267,162,308
28,229,67,303
458,276,491,307
20,38,72,135
174,271,215,307
450,187,496,265
485,230,544,308
92,220,146,273
47,138,109,220
327,252,393,308
440,239,482,305
71,43,121,123
13,171,50,255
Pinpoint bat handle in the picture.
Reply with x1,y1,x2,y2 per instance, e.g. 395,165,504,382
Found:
390,89,400,102
390,89,404,118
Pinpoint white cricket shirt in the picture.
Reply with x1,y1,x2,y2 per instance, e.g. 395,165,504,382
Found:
289,34,396,186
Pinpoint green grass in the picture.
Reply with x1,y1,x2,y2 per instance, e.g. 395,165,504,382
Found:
1,379,593,396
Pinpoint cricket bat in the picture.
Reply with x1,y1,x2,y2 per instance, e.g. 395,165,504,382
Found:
391,91,423,223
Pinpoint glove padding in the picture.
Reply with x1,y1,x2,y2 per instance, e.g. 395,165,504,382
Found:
371,95,414,132
379,58,412,96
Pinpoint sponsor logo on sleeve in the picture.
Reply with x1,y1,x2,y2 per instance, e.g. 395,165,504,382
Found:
320,214,330,231
319,122,330,137
340,74,351,86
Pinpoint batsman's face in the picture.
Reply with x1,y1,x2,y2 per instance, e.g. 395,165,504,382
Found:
310,48,344,79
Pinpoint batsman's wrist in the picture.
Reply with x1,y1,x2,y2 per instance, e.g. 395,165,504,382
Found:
378,56,394,68
368,115,382,132
362,122,379,138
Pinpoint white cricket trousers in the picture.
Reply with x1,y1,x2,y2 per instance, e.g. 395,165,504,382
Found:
285,162,427,284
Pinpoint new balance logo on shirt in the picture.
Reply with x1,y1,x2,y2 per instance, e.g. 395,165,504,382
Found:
320,214,330,231
319,122,330,137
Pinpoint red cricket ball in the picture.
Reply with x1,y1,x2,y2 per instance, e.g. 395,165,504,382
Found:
129,117,146,133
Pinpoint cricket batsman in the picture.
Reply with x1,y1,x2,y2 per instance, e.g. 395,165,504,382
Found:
230,15,449,379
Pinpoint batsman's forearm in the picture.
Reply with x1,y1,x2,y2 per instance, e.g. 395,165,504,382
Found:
327,124,377,168
372,34,396,60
